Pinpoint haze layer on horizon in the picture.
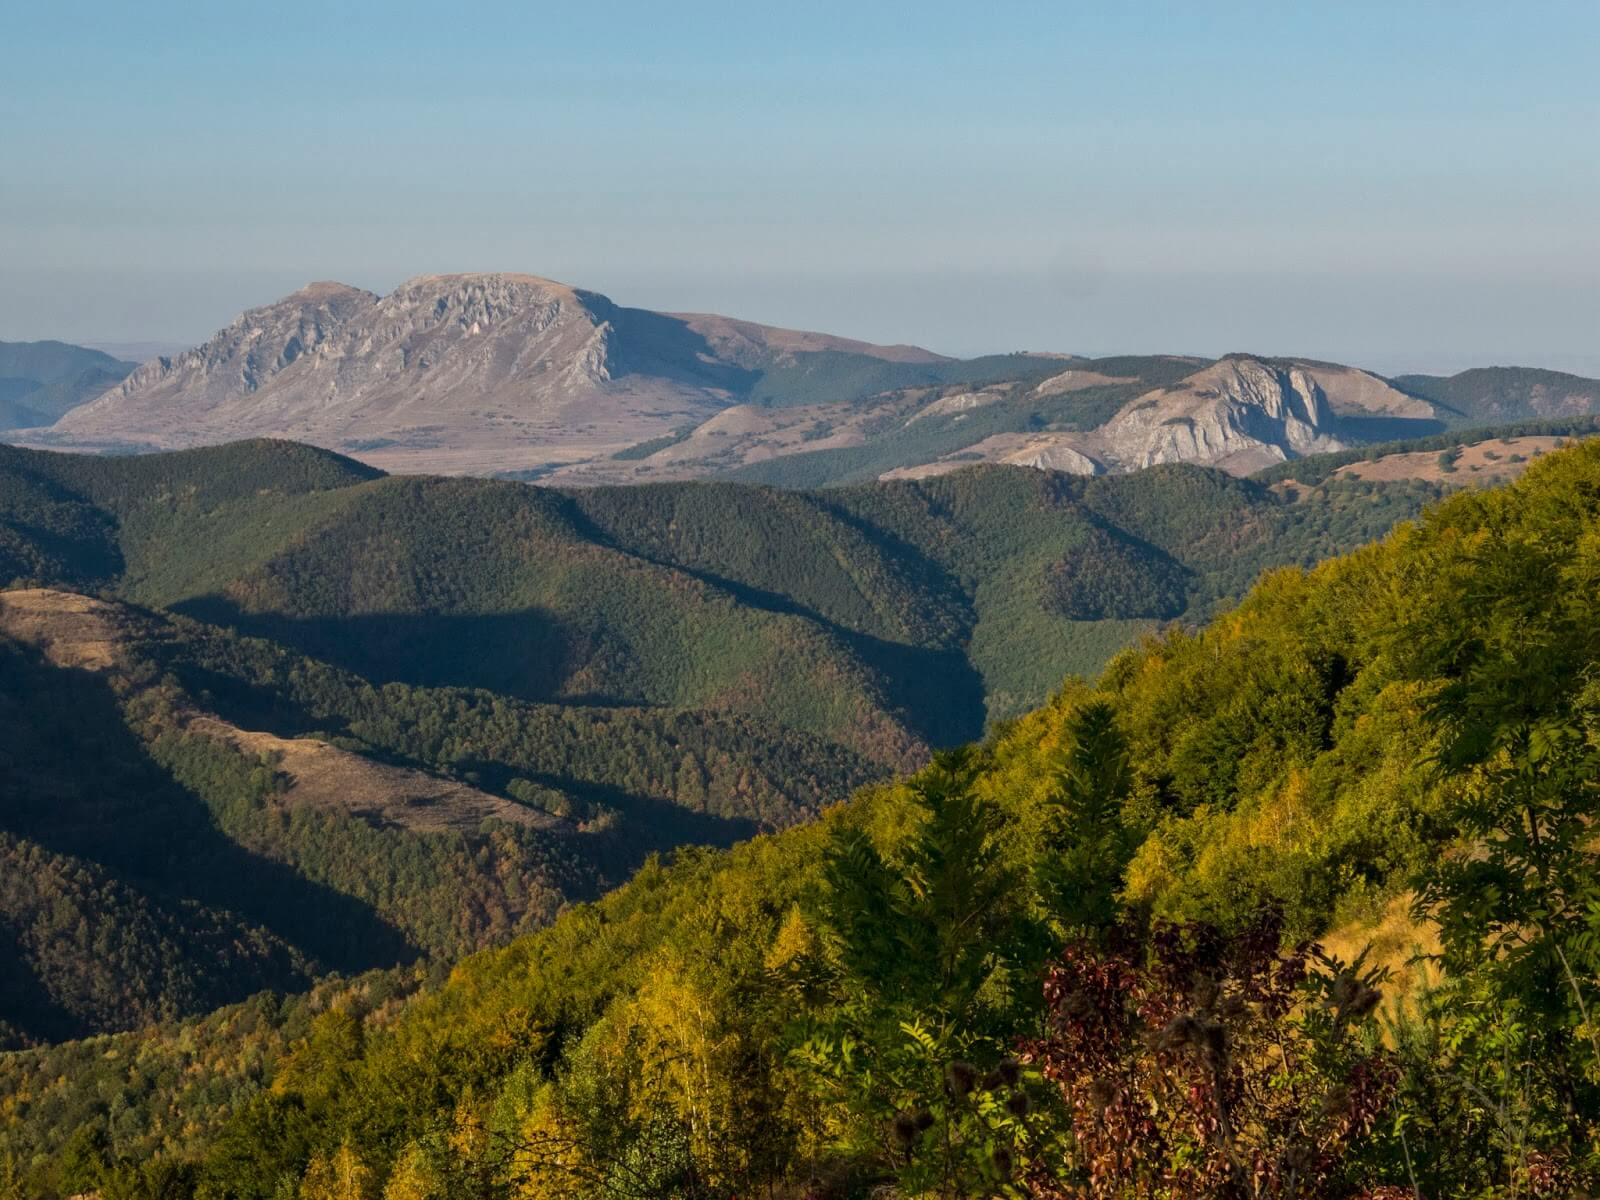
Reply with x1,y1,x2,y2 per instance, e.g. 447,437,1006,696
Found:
3,1,1596,376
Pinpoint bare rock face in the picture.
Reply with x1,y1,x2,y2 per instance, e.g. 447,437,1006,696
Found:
905,389,1007,423
55,275,668,470
1030,368,1136,396
37,275,1456,485
47,273,948,476
1097,358,1340,469
68,282,378,429
1089,356,1422,473
999,440,1102,475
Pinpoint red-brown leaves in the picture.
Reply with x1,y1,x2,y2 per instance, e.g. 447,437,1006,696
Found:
1021,912,1398,1199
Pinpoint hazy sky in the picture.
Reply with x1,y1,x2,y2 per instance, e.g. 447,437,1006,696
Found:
3,1,1597,373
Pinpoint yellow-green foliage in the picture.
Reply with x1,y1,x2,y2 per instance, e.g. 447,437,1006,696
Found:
195,441,1592,1198
1107,441,1600,933
17,442,1600,1198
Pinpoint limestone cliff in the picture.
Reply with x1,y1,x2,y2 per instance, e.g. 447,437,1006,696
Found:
48,274,931,475
1089,356,1428,474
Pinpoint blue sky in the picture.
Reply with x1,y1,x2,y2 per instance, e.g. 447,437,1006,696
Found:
3,1,1596,371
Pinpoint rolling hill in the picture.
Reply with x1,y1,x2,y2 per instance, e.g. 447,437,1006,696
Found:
8,436,1599,1200
0,438,1452,1053
0,582,887,1050
1391,365,1600,425
0,438,1446,734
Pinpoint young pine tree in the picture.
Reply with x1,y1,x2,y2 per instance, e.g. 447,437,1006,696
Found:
794,749,1050,1197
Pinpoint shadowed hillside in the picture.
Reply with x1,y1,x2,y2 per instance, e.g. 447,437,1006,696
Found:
0,439,1452,1052
0,340,135,429
11,441,1600,1199
2,440,1449,740
0,580,884,1049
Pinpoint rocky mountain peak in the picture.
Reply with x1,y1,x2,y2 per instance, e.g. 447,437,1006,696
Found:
48,272,705,472
1089,355,1423,474
376,272,580,325
64,283,378,428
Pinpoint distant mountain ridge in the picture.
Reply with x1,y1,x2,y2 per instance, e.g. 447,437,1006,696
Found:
43,274,944,476
0,340,135,429
15,273,1600,483
1392,366,1600,424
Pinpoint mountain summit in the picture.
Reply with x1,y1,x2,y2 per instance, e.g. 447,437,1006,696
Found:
47,273,940,475
1080,355,1433,474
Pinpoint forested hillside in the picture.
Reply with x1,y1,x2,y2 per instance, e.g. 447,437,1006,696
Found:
1393,366,1600,425
3,439,1443,733
0,584,884,1047
7,441,1600,1197
0,438,1451,1056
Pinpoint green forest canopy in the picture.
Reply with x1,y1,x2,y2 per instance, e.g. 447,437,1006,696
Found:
7,440,1600,1197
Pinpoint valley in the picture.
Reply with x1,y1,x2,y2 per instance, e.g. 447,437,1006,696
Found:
11,5,1596,1194
4,438,1599,1198
0,437,1453,1054
3,296,1599,1200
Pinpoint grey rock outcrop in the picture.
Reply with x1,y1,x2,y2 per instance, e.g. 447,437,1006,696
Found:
46,273,940,476
53,275,735,472
999,439,1102,475
87,281,378,419
1089,356,1423,474
33,277,1452,484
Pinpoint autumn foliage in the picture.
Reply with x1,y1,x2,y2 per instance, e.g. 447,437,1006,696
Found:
1023,914,1398,1199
